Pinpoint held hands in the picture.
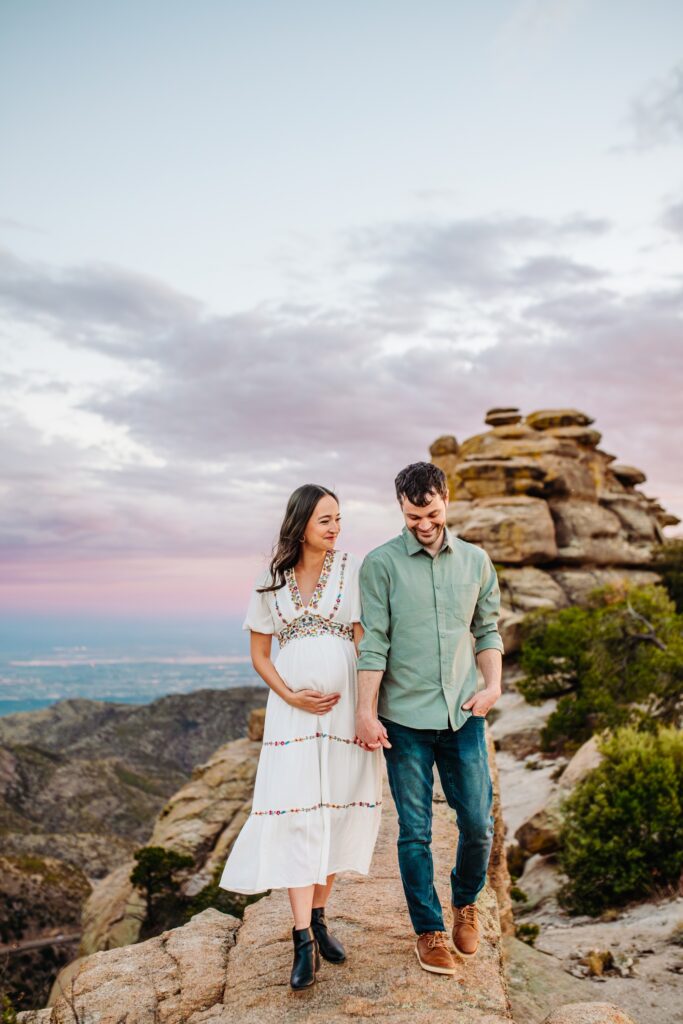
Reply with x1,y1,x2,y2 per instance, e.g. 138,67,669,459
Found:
461,684,502,719
286,688,341,714
354,711,392,751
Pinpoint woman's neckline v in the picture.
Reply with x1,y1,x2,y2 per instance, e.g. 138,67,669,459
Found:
291,549,335,609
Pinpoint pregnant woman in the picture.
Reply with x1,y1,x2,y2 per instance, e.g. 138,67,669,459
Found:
218,484,383,990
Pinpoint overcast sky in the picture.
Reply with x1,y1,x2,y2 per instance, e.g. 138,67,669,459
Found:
1,0,682,616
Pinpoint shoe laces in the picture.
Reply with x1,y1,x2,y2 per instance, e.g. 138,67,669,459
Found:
425,930,448,950
456,904,477,925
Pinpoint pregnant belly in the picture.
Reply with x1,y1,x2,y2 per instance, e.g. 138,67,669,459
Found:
274,635,357,694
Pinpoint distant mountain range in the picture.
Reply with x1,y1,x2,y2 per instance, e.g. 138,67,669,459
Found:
0,686,267,876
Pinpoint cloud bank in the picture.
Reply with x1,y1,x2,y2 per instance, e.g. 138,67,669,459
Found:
1,206,682,611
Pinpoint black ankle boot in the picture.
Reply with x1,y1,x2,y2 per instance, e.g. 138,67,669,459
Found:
311,906,346,963
290,925,320,990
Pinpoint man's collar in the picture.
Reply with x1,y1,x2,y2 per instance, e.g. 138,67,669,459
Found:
442,526,456,551
401,524,456,556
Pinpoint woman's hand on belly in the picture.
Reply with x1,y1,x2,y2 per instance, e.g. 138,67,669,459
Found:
284,688,341,715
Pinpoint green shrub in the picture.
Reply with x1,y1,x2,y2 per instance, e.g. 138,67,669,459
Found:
558,725,683,916
130,845,194,936
510,886,528,903
515,923,539,946
0,958,18,1024
506,844,528,881
130,847,268,938
1,992,17,1024
651,539,683,614
518,583,683,751
183,863,267,922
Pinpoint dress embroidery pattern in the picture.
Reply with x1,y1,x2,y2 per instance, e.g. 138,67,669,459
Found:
286,549,336,612
278,613,353,648
273,589,287,624
263,730,359,747
274,589,286,626
251,799,382,817
285,567,300,609
327,552,348,619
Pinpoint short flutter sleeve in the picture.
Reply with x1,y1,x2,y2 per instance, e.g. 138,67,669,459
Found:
344,553,362,623
242,571,275,634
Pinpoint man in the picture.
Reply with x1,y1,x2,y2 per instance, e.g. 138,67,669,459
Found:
355,462,504,976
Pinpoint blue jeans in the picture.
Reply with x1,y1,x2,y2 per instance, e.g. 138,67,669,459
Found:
379,713,494,935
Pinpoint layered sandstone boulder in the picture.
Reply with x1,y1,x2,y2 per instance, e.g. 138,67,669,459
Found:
430,408,677,650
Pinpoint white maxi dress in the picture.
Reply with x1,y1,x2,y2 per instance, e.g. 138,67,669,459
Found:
218,549,383,894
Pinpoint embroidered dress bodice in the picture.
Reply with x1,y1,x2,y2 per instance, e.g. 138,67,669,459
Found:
272,550,354,648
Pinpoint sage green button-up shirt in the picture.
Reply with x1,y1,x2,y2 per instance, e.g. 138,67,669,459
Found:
357,525,505,731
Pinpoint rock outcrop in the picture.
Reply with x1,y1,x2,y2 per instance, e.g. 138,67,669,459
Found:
16,719,636,1024
502,935,613,1024
20,908,240,1024
513,734,605,863
13,708,640,1024
431,408,677,652
26,756,513,1024
556,736,603,792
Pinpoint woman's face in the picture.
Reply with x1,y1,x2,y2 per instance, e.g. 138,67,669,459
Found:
303,494,341,552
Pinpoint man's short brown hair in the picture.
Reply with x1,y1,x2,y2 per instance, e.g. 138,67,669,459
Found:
395,462,448,506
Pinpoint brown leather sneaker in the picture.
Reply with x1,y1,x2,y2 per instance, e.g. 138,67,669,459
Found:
415,931,457,975
452,903,479,958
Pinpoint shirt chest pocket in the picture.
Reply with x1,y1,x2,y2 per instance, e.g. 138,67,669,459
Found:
444,582,479,626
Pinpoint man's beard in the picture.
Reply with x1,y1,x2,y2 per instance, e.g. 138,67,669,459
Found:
410,522,444,547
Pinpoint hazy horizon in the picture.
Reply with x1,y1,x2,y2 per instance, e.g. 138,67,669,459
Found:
0,612,262,717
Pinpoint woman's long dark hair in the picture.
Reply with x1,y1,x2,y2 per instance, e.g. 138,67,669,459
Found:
257,484,339,593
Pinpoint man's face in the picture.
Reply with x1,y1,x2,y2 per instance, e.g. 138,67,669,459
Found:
400,489,449,547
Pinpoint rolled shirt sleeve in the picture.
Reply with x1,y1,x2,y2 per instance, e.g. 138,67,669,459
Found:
471,551,505,655
357,555,391,671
